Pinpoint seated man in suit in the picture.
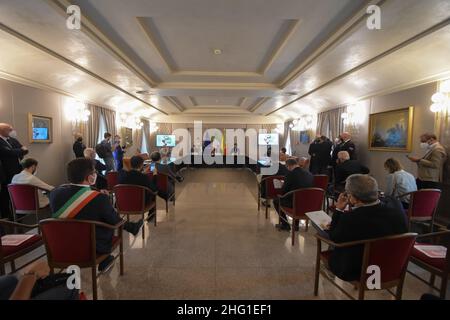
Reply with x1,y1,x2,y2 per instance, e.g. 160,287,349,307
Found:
334,151,370,192
118,155,158,222
83,148,107,190
273,158,314,231
49,158,143,272
326,174,408,281
12,158,54,208
150,151,182,202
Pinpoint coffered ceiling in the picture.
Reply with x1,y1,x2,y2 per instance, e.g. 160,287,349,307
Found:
0,0,449,123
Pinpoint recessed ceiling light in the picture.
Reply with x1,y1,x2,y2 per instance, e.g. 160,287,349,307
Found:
213,49,222,55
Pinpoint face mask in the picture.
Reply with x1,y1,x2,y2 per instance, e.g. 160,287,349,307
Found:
9,130,17,138
88,173,97,186
420,142,429,149
32,168,37,176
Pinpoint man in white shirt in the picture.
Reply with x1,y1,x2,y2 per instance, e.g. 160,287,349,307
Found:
11,158,54,208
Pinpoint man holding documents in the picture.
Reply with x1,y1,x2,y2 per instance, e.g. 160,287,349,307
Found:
325,174,407,281
274,158,314,231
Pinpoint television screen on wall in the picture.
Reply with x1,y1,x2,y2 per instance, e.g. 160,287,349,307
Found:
258,133,279,145
156,134,176,147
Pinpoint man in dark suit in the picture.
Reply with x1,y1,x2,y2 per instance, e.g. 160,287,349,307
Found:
331,132,356,165
83,148,107,190
326,174,408,281
150,151,183,201
49,158,143,272
274,158,314,231
309,135,332,174
334,151,369,191
0,123,29,219
72,133,86,158
118,156,157,221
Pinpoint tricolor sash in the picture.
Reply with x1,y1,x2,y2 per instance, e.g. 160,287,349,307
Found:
53,188,100,219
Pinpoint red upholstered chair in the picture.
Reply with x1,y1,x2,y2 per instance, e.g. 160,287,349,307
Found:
314,233,417,300
408,230,450,299
8,184,48,225
114,184,157,236
313,175,329,210
155,173,175,213
278,188,325,245
106,171,119,192
258,175,285,219
0,219,44,275
40,218,125,300
398,189,441,232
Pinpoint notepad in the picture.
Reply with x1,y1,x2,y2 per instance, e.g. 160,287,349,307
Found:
273,179,284,189
414,245,447,259
305,211,332,231
1,234,35,246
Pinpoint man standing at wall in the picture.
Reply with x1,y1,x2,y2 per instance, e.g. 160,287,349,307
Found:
97,132,115,172
407,133,447,189
0,123,29,219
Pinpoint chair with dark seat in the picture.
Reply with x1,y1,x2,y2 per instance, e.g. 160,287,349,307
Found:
40,218,125,300
114,184,157,234
278,188,325,246
398,189,441,232
258,175,285,219
106,171,119,192
152,173,175,213
0,219,45,275
408,230,450,299
8,184,49,225
314,232,417,300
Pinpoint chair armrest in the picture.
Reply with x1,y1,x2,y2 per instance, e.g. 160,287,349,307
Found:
415,230,450,241
396,192,413,199
0,219,39,229
314,232,418,248
91,219,126,230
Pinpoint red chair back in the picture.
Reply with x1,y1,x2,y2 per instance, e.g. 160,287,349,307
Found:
7,184,39,211
408,189,441,220
313,175,328,190
364,233,417,285
106,171,119,191
113,184,146,213
40,219,94,266
293,188,325,217
262,175,285,200
156,174,170,194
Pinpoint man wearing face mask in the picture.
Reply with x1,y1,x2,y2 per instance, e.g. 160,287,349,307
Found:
0,123,29,219
325,174,408,281
12,158,54,208
331,132,356,166
49,158,143,272
407,133,447,190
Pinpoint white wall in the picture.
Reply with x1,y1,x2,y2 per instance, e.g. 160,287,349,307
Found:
0,78,74,186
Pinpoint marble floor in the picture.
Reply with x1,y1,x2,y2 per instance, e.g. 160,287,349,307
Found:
11,168,449,299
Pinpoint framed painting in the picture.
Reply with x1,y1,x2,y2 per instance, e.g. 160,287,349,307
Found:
122,127,133,147
28,113,52,143
368,106,414,152
299,130,311,144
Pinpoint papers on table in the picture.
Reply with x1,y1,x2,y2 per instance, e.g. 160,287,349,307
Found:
1,234,35,246
273,179,284,189
414,245,447,259
305,211,332,231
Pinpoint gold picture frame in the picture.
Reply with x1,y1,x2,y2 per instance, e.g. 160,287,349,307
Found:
121,127,133,147
368,106,414,152
28,113,53,143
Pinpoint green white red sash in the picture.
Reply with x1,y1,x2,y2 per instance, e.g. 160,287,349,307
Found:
53,188,100,219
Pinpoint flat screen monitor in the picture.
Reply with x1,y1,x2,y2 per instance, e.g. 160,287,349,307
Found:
258,133,279,145
32,128,49,140
156,134,176,147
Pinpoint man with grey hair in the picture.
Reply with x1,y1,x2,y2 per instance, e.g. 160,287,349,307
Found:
334,151,369,191
325,174,408,281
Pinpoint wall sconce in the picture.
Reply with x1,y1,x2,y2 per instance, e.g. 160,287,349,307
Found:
149,122,159,133
291,114,315,131
274,123,284,134
430,79,450,113
65,99,90,122
341,102,365,126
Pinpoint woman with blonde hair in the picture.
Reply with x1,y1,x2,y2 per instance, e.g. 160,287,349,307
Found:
384,158,417,208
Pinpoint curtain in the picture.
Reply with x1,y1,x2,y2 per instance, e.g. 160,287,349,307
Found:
142,119,151,154
100,107,117,138
87,104,101,148
280,122,290,152
436,107,450,184
316,106,346,140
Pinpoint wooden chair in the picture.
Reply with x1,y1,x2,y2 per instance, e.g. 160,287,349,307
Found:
8,184,49,225
40,218,125,300
257,175,285,219
149,172,175,213
398,189,441,232
0,219,45,275
106,171,119,192
278,188,325,246
114,184,157,235
313,175,329,210
314,233,417,300
408,230,450,299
